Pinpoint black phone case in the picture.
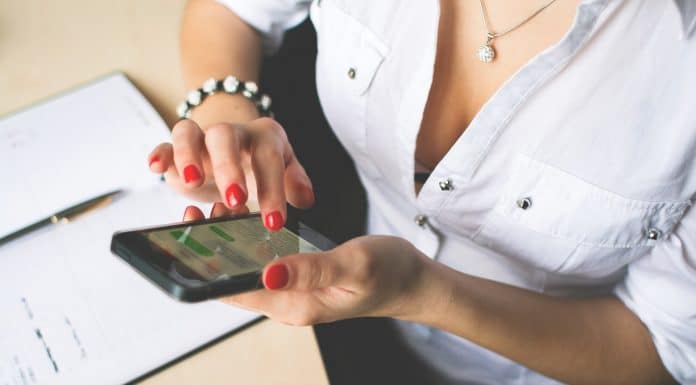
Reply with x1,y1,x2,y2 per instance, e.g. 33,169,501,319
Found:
110,212,334,302
111,238,263,302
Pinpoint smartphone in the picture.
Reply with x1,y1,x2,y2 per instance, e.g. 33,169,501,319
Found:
110,212,335,302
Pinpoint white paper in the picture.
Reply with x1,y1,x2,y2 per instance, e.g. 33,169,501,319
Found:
0,73,167,239
0,185,258,385
0,75,260,384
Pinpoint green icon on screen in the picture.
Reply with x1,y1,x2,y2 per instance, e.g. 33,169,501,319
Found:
209,225,235,242
170,229,213,257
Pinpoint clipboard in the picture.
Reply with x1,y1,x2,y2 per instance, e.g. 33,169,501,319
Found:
0,73,261,385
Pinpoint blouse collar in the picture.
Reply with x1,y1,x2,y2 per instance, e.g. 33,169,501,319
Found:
674,0,696,38
582,0,695,38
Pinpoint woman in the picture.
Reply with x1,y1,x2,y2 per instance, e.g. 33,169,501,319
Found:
147,0,696,384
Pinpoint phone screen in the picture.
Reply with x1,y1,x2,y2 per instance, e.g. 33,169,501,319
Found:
144,216,322,282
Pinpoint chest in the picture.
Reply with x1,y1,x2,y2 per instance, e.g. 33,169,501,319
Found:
416,0,580,170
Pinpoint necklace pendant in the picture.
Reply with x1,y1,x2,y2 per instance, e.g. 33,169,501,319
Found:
477,43,495,63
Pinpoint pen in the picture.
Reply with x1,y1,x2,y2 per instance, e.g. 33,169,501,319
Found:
0,189,123,247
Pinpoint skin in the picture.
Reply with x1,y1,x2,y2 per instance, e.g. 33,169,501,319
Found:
149,1,677,384
417,0,580,171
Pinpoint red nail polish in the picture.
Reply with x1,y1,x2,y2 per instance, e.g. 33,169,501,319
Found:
264,264,289,290
149,155,160,167
225,183,247,207
264,211,284,231
182,207,191,221
183,165,200,183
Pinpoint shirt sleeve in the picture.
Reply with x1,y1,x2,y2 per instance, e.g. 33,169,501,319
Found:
614,202,696,384
215,0,311,54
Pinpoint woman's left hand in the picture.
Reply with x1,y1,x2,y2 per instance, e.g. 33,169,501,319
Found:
183,204,434,325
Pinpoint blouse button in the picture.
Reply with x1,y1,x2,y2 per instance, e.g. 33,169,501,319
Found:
438,179,453,191
516,197,532,210
347,67,357,79
414,214,428,227
647,228,662,240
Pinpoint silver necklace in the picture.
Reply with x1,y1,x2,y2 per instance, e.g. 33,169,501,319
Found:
477,0,560,63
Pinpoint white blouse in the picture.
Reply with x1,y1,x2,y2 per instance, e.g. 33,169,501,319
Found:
217,0,696,383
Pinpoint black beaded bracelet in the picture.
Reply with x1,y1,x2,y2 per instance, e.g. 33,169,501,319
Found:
176,76,273,119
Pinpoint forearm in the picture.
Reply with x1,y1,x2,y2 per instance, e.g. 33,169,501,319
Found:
180,0,263,127
409,260,675,385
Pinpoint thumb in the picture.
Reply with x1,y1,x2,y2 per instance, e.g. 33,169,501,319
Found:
262,252,342,291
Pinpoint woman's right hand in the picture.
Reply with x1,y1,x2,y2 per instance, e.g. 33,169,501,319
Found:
147,117,315,230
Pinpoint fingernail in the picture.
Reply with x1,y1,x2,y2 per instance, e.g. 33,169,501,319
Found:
225,183,247,207
264,264,289,290
183,165,201,183
264,211,284,231
149,155,160,167
182,206,192,221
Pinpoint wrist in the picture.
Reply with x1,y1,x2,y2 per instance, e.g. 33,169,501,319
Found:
383,246,451,324
189,92,260,130
178,75,272,128
398,255,461,327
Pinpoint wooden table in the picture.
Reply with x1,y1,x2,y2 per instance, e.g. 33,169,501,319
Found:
0,1,329,384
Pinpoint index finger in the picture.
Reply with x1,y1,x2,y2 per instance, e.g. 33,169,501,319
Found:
204,123,249,209
246,118,289,231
